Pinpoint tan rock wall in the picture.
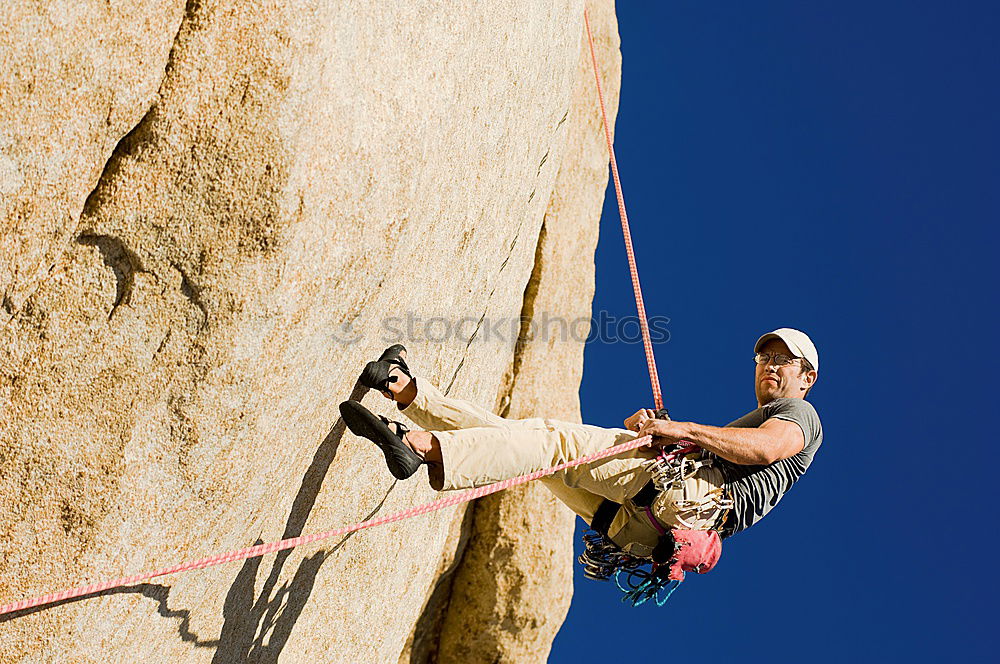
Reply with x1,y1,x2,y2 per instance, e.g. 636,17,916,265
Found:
0,1,620,662
429,2,621,662
0,0,188,319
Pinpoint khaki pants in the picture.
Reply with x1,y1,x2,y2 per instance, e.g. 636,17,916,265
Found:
401,377,728,557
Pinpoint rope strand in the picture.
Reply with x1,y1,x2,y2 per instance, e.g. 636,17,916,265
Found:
584,8,663,411
0,434,654,617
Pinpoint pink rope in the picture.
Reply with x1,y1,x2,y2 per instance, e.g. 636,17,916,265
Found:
0,434,655,617
584,9,664,412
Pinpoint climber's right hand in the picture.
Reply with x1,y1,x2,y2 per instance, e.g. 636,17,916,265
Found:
624,408,657,432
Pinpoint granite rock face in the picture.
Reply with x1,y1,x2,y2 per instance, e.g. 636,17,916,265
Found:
427,4,621,662
0,1,620,662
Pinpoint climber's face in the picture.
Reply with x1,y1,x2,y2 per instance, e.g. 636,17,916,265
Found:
754,338,815,405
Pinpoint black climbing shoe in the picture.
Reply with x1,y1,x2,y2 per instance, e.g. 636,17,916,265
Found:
359,343,412,394
339,400,424,480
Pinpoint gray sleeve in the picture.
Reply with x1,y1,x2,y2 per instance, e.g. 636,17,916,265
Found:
764,399,822,451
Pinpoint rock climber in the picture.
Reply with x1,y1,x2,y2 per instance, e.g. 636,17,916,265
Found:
339,327,822,558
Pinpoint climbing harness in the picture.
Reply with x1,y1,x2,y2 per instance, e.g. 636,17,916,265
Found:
644,441,733,530
577,432,732,607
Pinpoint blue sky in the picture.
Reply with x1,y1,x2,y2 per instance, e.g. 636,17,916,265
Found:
552,2,997,662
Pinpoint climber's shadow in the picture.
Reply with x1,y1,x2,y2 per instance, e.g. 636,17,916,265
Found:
0,384,390,659
0,582,219,646
210,382,395,664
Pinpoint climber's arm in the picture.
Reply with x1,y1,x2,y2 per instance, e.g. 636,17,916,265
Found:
637,417,804,466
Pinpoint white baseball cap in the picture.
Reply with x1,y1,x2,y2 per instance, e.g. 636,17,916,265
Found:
754,328,819,372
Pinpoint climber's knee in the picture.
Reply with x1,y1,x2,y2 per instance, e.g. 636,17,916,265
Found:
428,463,444,491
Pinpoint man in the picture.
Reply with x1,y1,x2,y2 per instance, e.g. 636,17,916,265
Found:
339,327,822,555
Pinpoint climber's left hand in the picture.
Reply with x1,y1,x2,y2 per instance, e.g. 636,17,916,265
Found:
637,418,687,446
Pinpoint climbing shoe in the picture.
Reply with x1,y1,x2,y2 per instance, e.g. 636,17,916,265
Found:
359,343,412,394
339,400,424,480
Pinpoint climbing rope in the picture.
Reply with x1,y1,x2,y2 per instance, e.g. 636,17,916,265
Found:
581,11,720,607
0,434,655,617
584,8,663,411
1,10,672,619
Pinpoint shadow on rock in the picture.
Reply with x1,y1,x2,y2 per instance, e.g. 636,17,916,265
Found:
0,582,219,648
211,383,396,664
0,384,390,661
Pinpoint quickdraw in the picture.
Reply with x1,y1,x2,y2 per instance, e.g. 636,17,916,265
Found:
579,528,678,607
579,531,645,582
578,525,719,607
644,445,734,530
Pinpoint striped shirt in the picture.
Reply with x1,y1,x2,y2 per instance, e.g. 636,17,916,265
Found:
715,398,823,537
